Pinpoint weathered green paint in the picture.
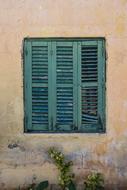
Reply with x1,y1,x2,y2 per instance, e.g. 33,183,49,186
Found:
24,38,106,133
24,41,32,131
98,40,106,132
48,41,52,131
77,42,82,131
73,42,78,130
55,41,74,131
52,41,57,131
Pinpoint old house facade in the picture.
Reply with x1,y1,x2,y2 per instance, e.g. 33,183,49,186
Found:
0,0,127,189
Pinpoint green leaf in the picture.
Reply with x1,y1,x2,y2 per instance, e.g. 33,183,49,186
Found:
67,181,76,190
36,181,49,190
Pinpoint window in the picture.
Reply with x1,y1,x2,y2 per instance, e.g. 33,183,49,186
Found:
24,38,106,133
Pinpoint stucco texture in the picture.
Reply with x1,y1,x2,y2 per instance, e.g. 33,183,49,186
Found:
0,0,127,189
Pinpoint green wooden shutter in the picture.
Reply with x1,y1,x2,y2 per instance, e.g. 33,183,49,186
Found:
24,38,105,133
52,42,78,131
24,40,52,131
77,40,105,132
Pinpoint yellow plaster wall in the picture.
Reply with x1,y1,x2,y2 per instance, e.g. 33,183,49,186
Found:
0,0,127,189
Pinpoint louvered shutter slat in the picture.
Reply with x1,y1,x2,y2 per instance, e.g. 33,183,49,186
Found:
77,40,105,132
53,43,77,131
24,41,52,131
81,45,98,128
56,46,73,129
31,44,49,130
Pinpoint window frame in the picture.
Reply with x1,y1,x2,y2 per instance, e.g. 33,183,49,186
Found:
23,37,106,133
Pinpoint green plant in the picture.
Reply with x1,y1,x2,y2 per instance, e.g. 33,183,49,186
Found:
17,148,105,190
67,181,76,190
48,147,75,190
35,181,49,190
84,173,104,190
17,181,49,190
